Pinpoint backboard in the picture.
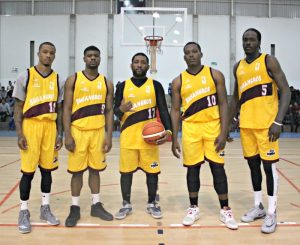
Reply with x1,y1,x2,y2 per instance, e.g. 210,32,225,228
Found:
120,7,187,47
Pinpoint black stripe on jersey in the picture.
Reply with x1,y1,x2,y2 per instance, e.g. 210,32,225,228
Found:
181,93,218,120
71,103,105,122
23,101,57,118
239,82,273,105
120,106,156,133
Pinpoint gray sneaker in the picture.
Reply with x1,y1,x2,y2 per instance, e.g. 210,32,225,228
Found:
241,203,266,222
147,202,162,219
115,201,133,220
40,205,60,225
18,209,31,234
261,213,277,234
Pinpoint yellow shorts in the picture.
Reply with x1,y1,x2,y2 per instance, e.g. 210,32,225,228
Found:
182,119,225,166
119,148,160,174
240,128,279,163
21,118,58,174
68,126,107,173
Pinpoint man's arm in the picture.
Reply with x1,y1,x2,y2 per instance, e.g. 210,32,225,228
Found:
154,81,172,144
104,79,114,153
266,55,291,141
113,81,125,119
170,76,182,158
63,75,76,152
211,68,229,152
14,99,27,150
228,63,240,134
55,77,64,150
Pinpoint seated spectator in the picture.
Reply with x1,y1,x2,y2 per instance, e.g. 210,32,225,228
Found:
0,98,10,122
0,86,6,99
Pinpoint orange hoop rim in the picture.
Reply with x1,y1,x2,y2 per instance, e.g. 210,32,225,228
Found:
144,36,163,46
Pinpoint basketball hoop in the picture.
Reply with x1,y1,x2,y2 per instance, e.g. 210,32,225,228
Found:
144,36,163,74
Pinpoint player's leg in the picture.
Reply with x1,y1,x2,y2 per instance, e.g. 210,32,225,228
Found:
209,162,238,230
18,173,34,233
182,165,201,226
88,128,112,221
39,169,60,225
140,148,162,219
181,122,204,226
258,129,279,233
240,128,266,223
65,126,88,227
39,120,60,226
115,148,138,220
18,119,41,233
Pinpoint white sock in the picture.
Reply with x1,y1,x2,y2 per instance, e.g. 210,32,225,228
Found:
268,195,277,214
20,200,28,210
91,194,100,204
254,191,262,206
72,196,80,206
41,193,50,206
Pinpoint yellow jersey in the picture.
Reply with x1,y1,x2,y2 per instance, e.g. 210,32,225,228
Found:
120,78,157,149
23,66,59,121
236,53,278,129
71,71,107,130
181,66,220,123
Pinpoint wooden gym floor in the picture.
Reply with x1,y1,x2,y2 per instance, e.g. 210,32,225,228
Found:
0,136,299,244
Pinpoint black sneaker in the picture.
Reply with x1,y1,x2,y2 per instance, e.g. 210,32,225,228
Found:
91,202,113,221
65,205,80,227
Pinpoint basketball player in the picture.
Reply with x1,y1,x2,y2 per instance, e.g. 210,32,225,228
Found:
13,42,63,233
63,46,114,227
228,28,291,233
114,53,172,219
171,42,238,229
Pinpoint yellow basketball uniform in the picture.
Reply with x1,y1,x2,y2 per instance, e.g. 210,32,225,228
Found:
119,78,160,174
236,53,279,162
21,67,59,173
68,71,107,173
180,66,224,166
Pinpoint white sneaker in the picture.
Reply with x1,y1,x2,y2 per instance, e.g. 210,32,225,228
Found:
261,213,277,234
220,208,238,230
182,206,200,226
241,203,266,222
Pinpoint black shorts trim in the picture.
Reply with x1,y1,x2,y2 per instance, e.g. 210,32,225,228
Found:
120,167,160,175
183,160,205,168
38,166,58,172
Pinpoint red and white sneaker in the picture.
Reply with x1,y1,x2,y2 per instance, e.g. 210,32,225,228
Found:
220,207,238,230
182,206,200,226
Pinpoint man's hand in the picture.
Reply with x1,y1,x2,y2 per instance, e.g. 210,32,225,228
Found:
103,136,112,153
214,133,227,153
65,134,76,152
156,130,171,145
17,135,28,150
119,99,134,113
268,123,282,142
172,140,181,158
55,136,63,151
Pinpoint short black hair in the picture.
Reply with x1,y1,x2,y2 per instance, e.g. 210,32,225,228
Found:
84,46,100,55
131,52,149,64
39,42,55,51
243,28,261,42
184,42,201,52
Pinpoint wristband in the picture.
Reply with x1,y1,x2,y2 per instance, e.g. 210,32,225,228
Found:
57,134,63,139
273,121,283,126
233,117,237,122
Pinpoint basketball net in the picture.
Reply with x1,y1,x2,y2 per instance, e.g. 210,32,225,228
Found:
144,36,163,75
